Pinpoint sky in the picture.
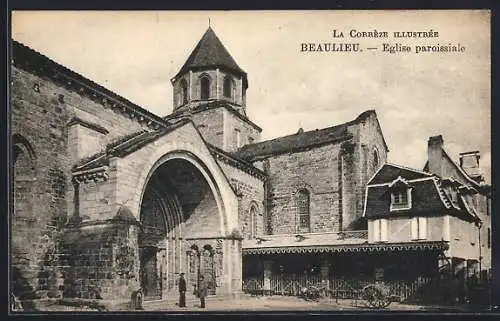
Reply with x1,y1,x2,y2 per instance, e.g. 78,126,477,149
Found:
11,10,491,183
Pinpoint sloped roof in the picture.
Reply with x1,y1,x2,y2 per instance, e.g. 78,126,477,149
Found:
164,100,262,132
174,27,247,84
364,164,479,222
235,123,352,162
365,179,449,219
73,119,191,171
207,143,267,181
12,40,168,130
368,163,433,185
235,112,383,162
423,148,484,190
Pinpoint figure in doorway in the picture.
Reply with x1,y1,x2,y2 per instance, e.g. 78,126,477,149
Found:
198,275,208,308
178,273,186,307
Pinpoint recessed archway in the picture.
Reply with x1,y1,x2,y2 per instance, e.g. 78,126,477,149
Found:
138,155,225,299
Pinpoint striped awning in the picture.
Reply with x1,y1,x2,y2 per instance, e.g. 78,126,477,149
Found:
242,241,449,255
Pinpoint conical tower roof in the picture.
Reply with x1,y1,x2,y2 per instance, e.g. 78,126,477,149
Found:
174,27,247,86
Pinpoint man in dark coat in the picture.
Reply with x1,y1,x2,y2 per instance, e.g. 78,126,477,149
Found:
198,275,208,308
178,273,187,307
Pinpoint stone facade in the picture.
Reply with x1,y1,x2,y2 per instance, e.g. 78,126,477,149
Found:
261,112,387,235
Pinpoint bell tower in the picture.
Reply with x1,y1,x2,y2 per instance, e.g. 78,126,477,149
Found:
169,27,261,152
171,26,248,114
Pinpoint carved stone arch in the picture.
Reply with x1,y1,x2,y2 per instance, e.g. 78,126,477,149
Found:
12,134,37,221
12,133,36,171
292,179,315,196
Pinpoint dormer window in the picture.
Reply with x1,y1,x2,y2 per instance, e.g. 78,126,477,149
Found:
389,177,412,211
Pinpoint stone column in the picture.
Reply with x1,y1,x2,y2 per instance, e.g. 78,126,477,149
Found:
231,238,243,298
263,261,273,295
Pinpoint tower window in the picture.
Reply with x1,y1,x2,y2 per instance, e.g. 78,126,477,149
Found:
297,189,310,232
180,79,188,105
223,76,233,98
200,76,211,100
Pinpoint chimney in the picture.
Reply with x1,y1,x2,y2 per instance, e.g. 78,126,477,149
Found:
427,135,444,177
459,151,483,182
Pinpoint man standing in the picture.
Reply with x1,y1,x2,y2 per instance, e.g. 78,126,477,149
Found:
198,275,208,308
178,273,186,308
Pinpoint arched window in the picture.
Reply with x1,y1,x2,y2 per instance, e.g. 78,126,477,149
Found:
13,134,36,179
249,205,258,239
12,134,36,220
180,79,188,105
297,189,310,232
200,76,211,100
223,76,233,98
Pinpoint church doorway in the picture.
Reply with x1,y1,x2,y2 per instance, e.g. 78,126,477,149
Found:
138,157,222,300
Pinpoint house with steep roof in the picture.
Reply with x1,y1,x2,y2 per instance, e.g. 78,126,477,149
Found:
362,136,491,303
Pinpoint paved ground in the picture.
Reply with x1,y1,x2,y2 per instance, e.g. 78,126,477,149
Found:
140,294,481,312
27,294,489,312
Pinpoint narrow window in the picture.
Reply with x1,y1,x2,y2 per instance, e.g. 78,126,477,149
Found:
488,228,491,248
418,217,427,239
373,220,380,242
250,205,258,239
380,219,388,242
200,76,210,100
411,217,427,240
372,219,388,242
223,76,233,98
298,189,310,232
411,217,418,240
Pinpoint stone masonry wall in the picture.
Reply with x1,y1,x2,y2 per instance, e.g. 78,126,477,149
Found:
12,66,72,301
223,109,261,153
344,114,388,230
191,108,225,149
217,161,265,239
265,144,342,235
59,224,139,300
11,64,153,302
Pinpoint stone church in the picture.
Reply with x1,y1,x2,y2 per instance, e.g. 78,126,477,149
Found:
11,26,490,306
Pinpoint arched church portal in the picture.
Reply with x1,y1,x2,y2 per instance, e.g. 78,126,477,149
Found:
138,156,224,300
